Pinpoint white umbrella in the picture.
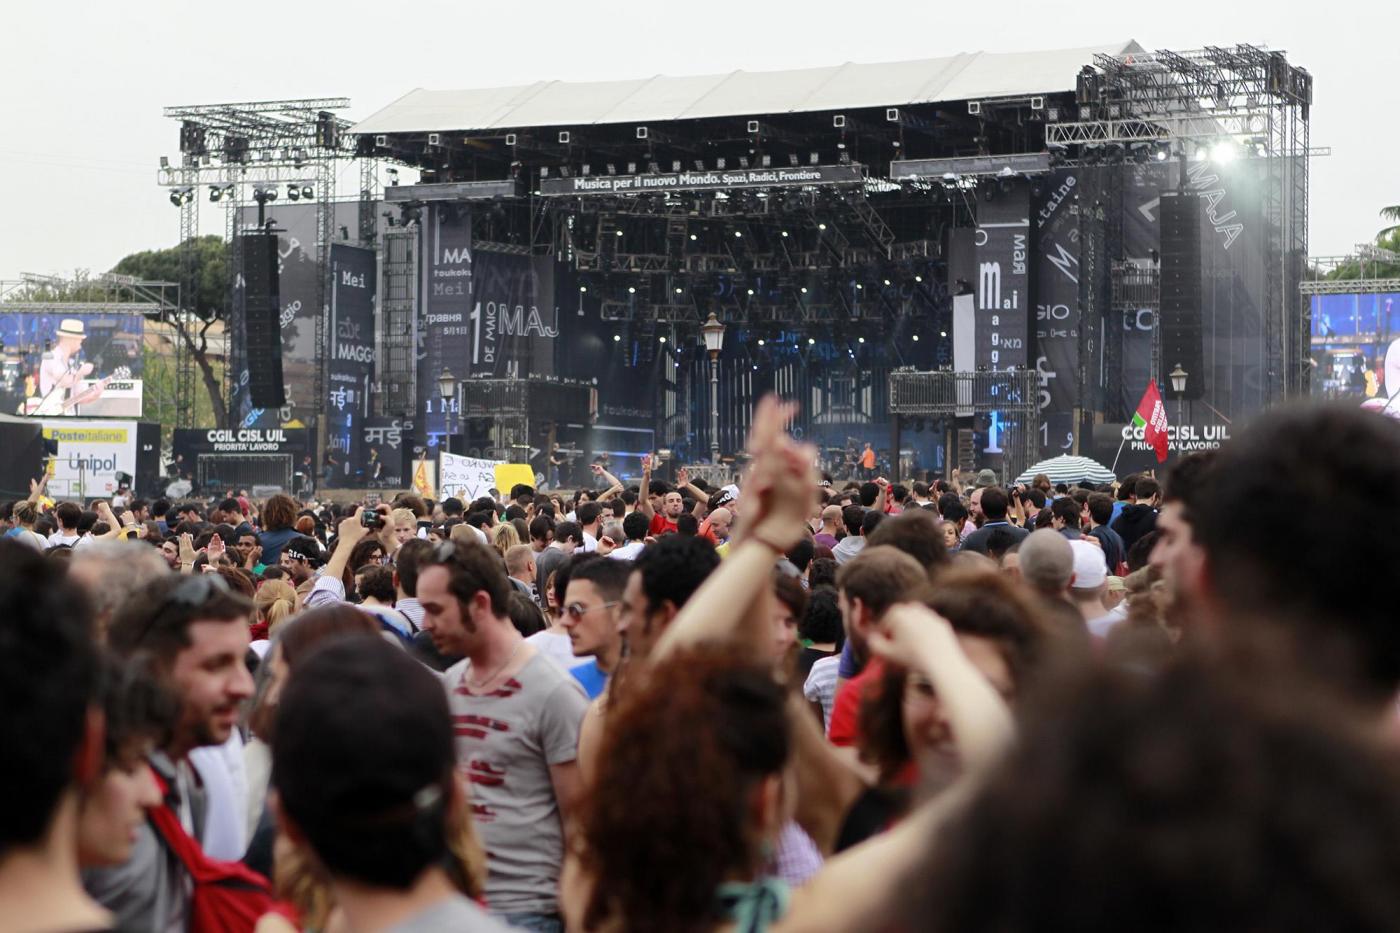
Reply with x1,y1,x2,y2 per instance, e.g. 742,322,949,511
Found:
1013,455,1117,486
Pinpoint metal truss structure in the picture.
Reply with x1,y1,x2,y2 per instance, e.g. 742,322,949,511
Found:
1300,278,1400,296
158,99,355,427
1047,46,1312,402
0,273,178,315
887,369,1039,481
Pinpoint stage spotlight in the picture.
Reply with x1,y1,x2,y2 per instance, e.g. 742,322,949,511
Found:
613,334,621,342
607,164,617,175
170,190,182,207
809,152,819,164
746,288,755,296
855,283,863,290
1211,140,1237,163
858,337,865,343
780,230,789,238
807,338,815,345
302,186,313,199
883,278,891,286
615,230,624,237
627,286,636,294
800,287,808,294
579,286,588,293
659,336,667,343
1155,143,1170,161
689,233,697,241
817,223,827,231
912,334,920,341
940,330,948,337
266,188,278,201
757,339,766,346
674,287,683,294
288,186,301,201
788,154,799,166
914,274,923,283
734,230,742,238
209,186,222,202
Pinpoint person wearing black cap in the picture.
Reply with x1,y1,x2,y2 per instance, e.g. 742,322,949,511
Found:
272,637,512,932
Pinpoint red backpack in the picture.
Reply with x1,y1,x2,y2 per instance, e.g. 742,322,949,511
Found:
147,771,282,933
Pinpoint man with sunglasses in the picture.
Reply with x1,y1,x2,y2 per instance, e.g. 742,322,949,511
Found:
560,555,630,700
416,539,588,931
84,572,256,931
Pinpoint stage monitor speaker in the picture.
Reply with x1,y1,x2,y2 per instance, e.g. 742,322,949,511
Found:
241,232,286,408
1158,192,1204,401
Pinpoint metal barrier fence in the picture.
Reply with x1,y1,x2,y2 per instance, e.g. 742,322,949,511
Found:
196,454,293,493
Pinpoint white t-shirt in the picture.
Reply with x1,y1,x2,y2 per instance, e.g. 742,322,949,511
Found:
607,540,645,561
46,531,81,550
525,629,589,669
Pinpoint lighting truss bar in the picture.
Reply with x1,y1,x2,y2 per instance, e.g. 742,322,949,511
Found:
1299,278,1400,295
157,166,321,187
891,152,1051,179
1045,113,1277,147
383,180,520,202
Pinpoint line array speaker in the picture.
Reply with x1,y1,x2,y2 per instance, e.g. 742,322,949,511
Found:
241,232,286,408
1158,192,1204,401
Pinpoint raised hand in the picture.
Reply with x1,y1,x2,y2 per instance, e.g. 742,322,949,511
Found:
677,467,690,487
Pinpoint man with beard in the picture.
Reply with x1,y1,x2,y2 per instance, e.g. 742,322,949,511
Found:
638,455,687,536
416,540,588,929
84,573,256,930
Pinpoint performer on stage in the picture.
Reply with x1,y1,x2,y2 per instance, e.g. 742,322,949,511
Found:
37,319,96,408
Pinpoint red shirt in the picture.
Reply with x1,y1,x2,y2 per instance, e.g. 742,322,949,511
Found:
827,657,885,747
648,513,678,536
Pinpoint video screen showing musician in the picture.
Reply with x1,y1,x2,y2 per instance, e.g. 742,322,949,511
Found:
38,318,97,403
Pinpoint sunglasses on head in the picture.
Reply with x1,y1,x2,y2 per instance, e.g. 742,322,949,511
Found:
131,572,233,647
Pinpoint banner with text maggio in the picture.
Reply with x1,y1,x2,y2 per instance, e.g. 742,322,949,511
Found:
538,164,863,197
324,244,377,485
974,177,1030,372
419,205,473,440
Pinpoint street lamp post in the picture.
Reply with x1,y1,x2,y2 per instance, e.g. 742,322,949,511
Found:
701,313,726,464
438,367,458,456
1168,363,1188,452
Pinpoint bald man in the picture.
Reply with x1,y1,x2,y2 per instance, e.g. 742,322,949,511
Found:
707,507,733,545
1018,528,1091,648
813,504,844,550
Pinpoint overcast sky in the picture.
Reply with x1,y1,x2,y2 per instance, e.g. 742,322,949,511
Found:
2,0,1395,282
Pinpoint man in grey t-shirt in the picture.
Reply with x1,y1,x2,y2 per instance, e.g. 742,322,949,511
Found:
418,539,588,930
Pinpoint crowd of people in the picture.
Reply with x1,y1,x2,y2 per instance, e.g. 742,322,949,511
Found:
6,396,1400,932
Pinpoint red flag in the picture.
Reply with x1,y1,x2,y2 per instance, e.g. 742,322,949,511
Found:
1131,381,1170,463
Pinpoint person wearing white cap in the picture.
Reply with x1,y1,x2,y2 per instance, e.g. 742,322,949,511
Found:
38,318,94,402
1067,539,1109,623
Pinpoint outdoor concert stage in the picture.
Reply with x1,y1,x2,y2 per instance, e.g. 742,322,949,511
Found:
182,40,1312,486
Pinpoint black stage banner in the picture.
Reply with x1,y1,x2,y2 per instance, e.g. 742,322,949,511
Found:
538,164,862,197
467,250,559,379
173,428,311,459
419,205,473,438
1033,168,1081,456
974,177,1031,372
356,415,410,488
324,244,377,487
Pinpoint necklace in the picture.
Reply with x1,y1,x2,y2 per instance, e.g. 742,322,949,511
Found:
467,639,524,691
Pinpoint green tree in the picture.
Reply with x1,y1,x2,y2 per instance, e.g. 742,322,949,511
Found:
112,236,230,427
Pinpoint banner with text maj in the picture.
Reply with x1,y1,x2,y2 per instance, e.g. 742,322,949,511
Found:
324,244,377,487
974,177,1030,372
419,205,473,440
467,250,559,379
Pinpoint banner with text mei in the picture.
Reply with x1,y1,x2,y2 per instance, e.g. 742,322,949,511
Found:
324,244,378,485
974,177,1030,372
40,420,139,498
538,163,863,197
439,452,499,501
419,205,473,438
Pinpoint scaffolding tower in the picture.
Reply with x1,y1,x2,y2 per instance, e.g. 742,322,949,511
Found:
157,98,356,427
1046,45,1312,403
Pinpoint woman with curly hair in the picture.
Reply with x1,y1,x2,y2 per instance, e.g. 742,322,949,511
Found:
566,647,794,933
